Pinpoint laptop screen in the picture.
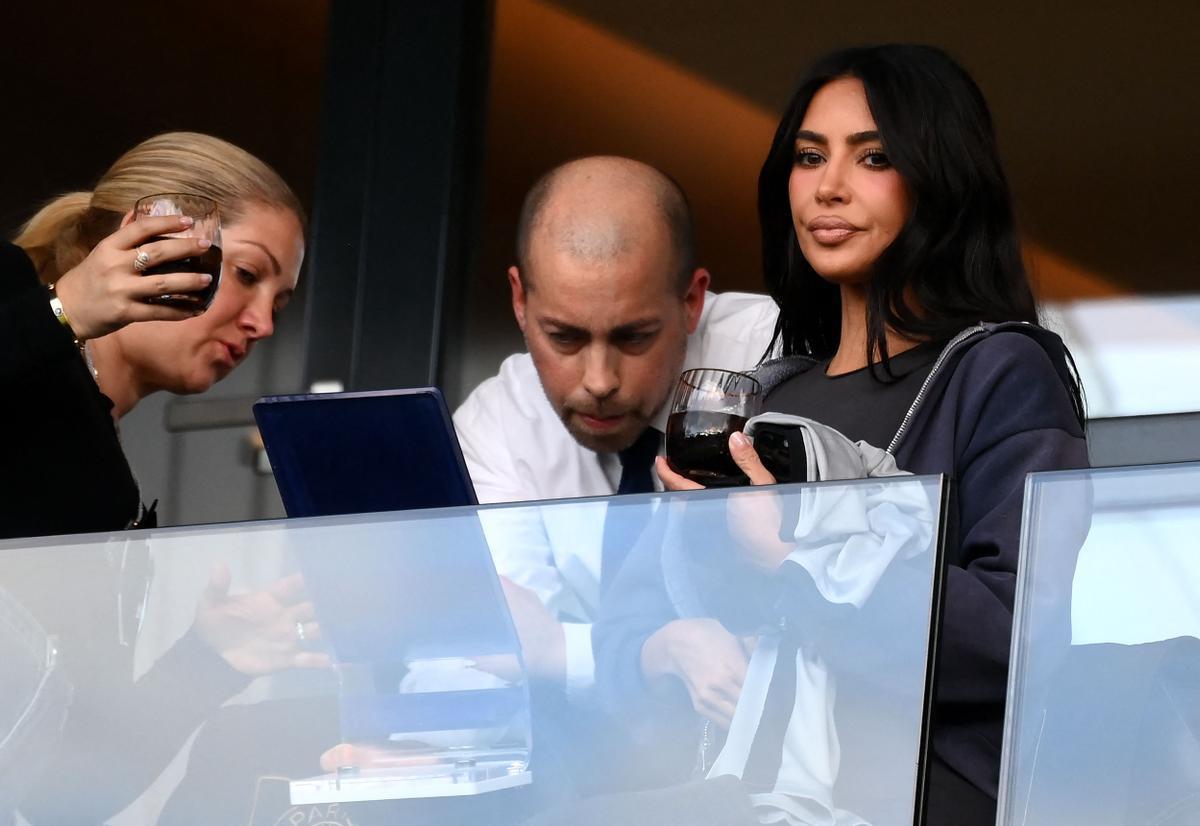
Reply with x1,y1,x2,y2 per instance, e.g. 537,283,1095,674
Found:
254,388,478,518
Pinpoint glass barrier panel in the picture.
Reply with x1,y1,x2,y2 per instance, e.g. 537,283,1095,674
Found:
999,462,1200,826
0,474,945,825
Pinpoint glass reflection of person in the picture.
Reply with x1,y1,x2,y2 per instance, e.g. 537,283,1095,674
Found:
0,132,326,822
584,45,1089,826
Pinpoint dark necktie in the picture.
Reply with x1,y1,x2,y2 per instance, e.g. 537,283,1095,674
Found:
600,427,661,592
616,427,660,495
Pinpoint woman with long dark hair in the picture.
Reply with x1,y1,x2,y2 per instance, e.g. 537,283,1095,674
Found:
579,44,1089,826
757,44,1050,370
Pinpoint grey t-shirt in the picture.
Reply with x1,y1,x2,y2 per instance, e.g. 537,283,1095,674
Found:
764,341,943,449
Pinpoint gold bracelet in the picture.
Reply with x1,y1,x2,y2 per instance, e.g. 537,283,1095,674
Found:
47,281,71,328
47,282,83,348
46,282,96,379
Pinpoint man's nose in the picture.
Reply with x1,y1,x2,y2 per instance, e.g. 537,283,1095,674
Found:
581,345,619,400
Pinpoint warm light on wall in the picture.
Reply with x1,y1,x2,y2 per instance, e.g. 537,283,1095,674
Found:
1025,244,1126,300
485,0,1124,300
486,0,776,291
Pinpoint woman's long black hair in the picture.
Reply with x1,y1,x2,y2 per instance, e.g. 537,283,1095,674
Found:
760,44,1084,425
761,44,1037,357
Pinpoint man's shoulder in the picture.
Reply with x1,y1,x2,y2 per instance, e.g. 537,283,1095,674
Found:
701,291,779,329
692,291,780,367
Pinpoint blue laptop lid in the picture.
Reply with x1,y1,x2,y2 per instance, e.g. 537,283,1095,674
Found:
253,387,478,518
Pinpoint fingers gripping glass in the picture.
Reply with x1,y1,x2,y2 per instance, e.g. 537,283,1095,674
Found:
665,368,762,486
133,193,223,311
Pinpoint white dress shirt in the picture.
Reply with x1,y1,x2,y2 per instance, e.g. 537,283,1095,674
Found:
453,291,779,690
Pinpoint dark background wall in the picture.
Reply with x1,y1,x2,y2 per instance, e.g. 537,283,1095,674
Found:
2,0,1196,526
552,0,1200,294
452,0,1200,402
0,0,328,239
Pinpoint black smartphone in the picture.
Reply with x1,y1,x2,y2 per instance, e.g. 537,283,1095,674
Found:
752,423,808,484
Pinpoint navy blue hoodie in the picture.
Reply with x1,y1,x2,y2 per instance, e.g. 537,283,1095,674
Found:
593,322,1089,799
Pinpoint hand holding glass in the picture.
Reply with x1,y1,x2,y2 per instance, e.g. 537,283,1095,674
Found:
664,368,762,486
132,193,222,310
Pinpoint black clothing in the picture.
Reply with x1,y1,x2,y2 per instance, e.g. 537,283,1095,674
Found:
616,427,662,495
0,241,251,821
0,241,140,539
763,340,941,449
925,754,997,825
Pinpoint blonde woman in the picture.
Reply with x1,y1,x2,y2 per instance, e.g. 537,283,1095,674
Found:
0,132,320,822
4,131,306,538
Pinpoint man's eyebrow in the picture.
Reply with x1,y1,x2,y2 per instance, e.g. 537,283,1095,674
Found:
794,129,881,146
236,240,281,275
610,319,662,337
538,318,587,334
537,318,660,336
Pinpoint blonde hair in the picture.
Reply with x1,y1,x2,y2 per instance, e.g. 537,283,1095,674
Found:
14,131,305,283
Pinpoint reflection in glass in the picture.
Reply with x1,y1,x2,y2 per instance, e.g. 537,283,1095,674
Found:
288,514,531,803
0,476,946,824
1000,462,1200,825
0,585,70,814
652,478,942,825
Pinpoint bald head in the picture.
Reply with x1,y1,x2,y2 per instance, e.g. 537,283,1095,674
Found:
515,156,696,294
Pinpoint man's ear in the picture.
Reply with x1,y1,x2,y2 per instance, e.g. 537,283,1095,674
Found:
508,266,528,332
682,268,710,335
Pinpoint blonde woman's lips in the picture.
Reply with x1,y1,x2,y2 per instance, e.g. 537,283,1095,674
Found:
213,341,238,367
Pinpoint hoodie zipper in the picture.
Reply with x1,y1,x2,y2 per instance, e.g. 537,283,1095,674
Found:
885,324,991,454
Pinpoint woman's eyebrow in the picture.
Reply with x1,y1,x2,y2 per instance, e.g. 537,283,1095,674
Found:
233,239,282,275
794,129,881,146
847,130,881,145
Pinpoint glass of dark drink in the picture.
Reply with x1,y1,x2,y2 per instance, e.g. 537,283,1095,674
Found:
133,193,222,311
665,368,762,487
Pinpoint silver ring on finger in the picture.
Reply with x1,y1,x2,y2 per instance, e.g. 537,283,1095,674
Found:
295,620,307,643
133,248,151,272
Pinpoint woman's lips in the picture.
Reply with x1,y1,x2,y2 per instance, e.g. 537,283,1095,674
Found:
215,341,243,367
811,227,858,244
808,217,861,245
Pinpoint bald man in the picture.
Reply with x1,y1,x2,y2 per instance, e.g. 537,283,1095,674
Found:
453,157,778,690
